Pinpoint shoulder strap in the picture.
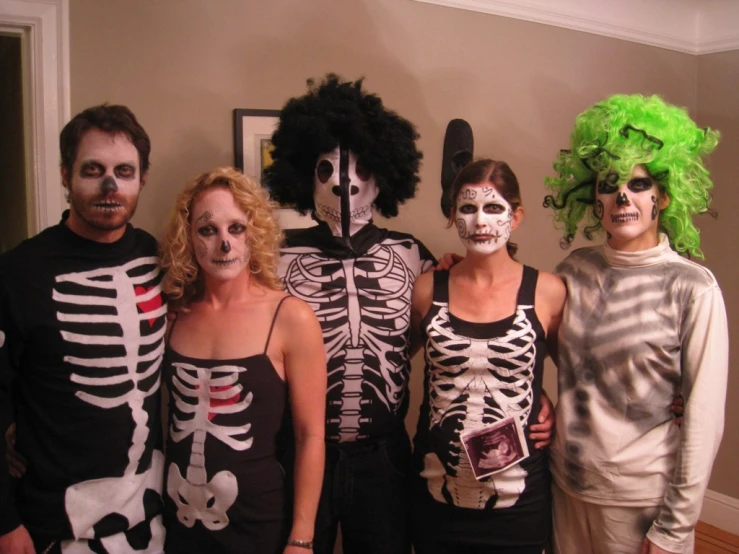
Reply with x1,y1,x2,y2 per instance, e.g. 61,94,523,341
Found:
264,296,290,353
432,270,450,304
516,265,539,306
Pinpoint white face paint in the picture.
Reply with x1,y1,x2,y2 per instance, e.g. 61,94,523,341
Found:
595,165,664,251
313,147,379,237
190,187,250,282
64,129,144,243
455,184,513,255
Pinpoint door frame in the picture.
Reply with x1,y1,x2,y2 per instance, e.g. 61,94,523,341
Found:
0,0,69,234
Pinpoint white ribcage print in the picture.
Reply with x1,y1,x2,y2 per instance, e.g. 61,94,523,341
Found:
422,304,535,509
54,256,166,551
282,240,426,442
167,361,253,530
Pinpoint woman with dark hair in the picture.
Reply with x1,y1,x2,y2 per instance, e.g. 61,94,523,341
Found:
159,167,326,554
409,159,566,553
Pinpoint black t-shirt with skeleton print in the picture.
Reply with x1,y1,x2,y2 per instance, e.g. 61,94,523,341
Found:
0,214,166,551
279,222,435,443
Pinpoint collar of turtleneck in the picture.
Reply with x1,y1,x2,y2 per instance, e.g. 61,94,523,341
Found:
602,233,677,268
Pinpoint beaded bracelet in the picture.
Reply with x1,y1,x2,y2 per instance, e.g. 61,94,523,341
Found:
286,538,314,549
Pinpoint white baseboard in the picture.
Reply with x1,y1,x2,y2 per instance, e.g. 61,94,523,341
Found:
700,489,739,535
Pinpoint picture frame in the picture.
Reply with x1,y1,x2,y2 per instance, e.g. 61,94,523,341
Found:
461,416,529,480
232,108,314,229
232,108,280,181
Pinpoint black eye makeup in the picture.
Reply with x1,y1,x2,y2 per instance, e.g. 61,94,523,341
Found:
80,162,105,178
197,225,216,237
458,204,477,214
597,181,618,194
115,164,137,179
482,203,506,214
355,159,372,182
79,162,137,179
316,160,334,184
627,177,653,192
228,223,246,235
597,171,620,194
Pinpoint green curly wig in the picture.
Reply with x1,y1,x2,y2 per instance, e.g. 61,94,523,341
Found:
543,94,719,258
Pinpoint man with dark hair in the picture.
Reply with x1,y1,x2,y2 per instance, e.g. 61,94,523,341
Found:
267,75,433,554
0,104,166,554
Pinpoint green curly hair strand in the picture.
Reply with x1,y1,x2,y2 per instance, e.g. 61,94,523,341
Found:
543,94,719,258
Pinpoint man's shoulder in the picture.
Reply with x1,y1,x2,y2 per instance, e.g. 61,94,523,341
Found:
130,226,159,255
282,226,318,246
1,224,63,264
381,229,435,262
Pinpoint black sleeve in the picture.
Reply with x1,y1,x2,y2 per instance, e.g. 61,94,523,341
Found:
0,255,21,535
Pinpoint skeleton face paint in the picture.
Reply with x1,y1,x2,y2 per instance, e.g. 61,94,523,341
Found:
596,165,665,251
64,129,144,243
455,184,513,256
313,146,378,238
190,187,250,281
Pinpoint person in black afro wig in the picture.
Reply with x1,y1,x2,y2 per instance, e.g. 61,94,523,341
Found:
264,73,422,219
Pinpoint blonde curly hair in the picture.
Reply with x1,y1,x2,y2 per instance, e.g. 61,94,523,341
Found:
160,167,284,308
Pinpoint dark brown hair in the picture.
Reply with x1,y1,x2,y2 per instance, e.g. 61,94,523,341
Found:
446,158,523,258
60,104,151,179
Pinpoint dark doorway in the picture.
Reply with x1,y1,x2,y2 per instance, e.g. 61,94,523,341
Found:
0,33,29,253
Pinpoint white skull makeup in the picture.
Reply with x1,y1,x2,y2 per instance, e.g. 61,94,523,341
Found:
190,187,250,281
64,129,144,242
313,146,379,238
455,184,513,255
595,165,666,251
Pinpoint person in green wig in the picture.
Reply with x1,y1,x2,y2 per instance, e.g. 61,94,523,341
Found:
543,94,728,554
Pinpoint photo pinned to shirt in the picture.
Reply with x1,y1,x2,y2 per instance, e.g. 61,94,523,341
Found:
461,416,529,480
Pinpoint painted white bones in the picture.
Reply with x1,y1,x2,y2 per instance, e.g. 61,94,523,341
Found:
282,240,424,442
422,304,536,509
167,362,253,530
54,257,166,552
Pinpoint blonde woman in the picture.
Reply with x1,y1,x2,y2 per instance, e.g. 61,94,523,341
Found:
160,167,326,553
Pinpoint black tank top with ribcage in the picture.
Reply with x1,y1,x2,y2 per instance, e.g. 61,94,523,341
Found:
412,267,549,514
163,298,289,554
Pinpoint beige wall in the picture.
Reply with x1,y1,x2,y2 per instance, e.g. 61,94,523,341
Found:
697,50,739,500
69,0,735,498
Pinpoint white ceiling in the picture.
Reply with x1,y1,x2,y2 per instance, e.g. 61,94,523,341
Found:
412,0,739,54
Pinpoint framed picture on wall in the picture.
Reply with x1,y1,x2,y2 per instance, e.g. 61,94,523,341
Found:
233,108,280,181
232,108,314,229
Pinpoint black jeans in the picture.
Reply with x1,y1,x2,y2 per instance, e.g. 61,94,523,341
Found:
313,428,412,554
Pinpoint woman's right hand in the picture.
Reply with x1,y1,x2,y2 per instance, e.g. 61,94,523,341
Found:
435,252,464,271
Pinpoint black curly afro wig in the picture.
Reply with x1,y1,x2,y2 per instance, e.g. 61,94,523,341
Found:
264,73,422,219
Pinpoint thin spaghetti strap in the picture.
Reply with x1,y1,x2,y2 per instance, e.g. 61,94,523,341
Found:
264,296,290,353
